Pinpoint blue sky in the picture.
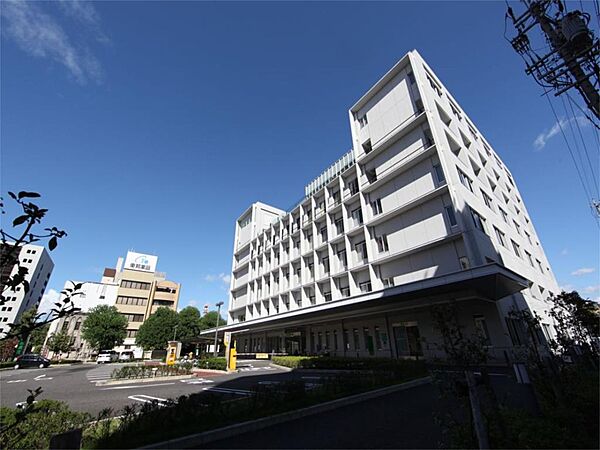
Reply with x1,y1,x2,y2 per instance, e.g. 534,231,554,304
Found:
2,1,598,312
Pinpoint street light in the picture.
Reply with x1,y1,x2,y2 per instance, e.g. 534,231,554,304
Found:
213,301,224,357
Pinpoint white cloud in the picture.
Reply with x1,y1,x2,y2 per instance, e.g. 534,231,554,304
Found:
533,116,590,150
559,284,574,292
204,273,231,285
37,288,60,319
571,267,596,276
583,285,600,294
1,1,105,84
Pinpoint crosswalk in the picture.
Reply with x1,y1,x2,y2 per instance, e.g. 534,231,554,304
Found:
237,365,277,372
86,364,119,384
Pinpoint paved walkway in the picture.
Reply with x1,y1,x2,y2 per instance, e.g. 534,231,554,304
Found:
208,383,443,449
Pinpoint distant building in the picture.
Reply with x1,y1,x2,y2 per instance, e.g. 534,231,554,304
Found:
0,243,54,338
203,50,559,362
43,251,180,360
105,251,180,358
43,280,119,359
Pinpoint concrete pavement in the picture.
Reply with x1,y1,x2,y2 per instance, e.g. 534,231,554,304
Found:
0,360,314,416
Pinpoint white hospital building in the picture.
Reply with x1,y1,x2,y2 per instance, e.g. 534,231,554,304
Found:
211,50,560,362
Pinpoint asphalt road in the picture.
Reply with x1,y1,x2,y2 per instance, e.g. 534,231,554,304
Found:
0,359,299,416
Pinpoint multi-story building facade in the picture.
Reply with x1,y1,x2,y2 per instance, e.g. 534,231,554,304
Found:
213,50,559,362
43,251,180,359
43,280,119,359
109,251,180,358
0,243,54,338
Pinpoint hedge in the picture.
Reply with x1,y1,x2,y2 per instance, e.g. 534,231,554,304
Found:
195,357,226,371
271,356,427,375
112,364,192,380
50,359,82,365
0,361,16,369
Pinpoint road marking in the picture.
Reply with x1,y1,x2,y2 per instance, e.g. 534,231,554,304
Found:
7,380,26,383
34,374,53,381
180,378,213,385
101,382,175,390
258,380,281,385
128,394,168,406
202,387,253,396
301,376,321,379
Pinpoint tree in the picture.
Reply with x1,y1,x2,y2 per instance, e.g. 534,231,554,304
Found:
46,332,72,355
28,323,49,354
81,305,127,351
0,191,81,342
199,311,225,330
177,306,202,345
136,307,178,350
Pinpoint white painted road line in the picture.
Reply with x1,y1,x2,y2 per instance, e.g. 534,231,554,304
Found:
301,376,322,379
128,394,168,406
34,374,53,381
100,382,175,390
202,387,253,396
7,380,26,383
180,378,214,385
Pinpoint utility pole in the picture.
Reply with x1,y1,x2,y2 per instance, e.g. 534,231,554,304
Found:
213,301,224,357
506,0,600,120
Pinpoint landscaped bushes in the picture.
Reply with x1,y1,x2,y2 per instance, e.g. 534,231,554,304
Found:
111,364,192,380
272,356,427,376
0,361,16,369
195,357,226,371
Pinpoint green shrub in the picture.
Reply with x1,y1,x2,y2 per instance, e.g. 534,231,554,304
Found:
196,357,227,371
272,356,426,377
111,364,192,380
0,400,90,449
0,361,16,369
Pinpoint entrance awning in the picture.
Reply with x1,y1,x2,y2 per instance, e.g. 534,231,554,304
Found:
200,263,529,336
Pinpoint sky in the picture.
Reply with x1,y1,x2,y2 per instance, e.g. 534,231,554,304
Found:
1,1,599,313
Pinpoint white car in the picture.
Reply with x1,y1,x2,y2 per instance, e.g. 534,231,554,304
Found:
96,351,118,364
119,351,134,361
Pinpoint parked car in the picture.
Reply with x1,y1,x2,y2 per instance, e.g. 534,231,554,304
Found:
14,354,51,369
96,351,119,364
119,351,134,361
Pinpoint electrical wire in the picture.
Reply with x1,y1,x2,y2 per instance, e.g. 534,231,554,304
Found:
561,95,599,199
566,94,599,196
566,92,600,131
545,93,597,216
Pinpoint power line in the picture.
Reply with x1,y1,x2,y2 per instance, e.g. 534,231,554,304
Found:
565,94,599,196
545,93,594,206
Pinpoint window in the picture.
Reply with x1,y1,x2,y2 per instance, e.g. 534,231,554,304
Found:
374,326,388,350
383,277,394,288
407,71,416,84
525,250,535,267
333,330,339,350
117,296,148,306
348,179,359,196
371,198,383,216
473,315,491,345
470,208,487,234
126,329,138,338
122,313,144,322
324,291,332,302
322,257,330,274
457,168,474,192
433,164,446,185
444,206,458,227
341,286,350,297
376,235,389,253
524,231,532,245
536,259,544,273
499,207,508,223
426,74,442,96
494,227,506,247
481,190,493,209
459,256,470,269
355,241,367,261
359,281,372,293
511,240,521,258
351,207,363,225
120,280,151,290
513,220,521,235
334,217,344,235
358,115,368,128
74,321,81,331
353,329,360,350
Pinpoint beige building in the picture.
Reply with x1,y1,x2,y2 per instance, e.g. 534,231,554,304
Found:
106,252,180,357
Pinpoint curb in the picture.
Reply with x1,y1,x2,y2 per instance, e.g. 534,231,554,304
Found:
141,376,431,449
97,374,194,386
